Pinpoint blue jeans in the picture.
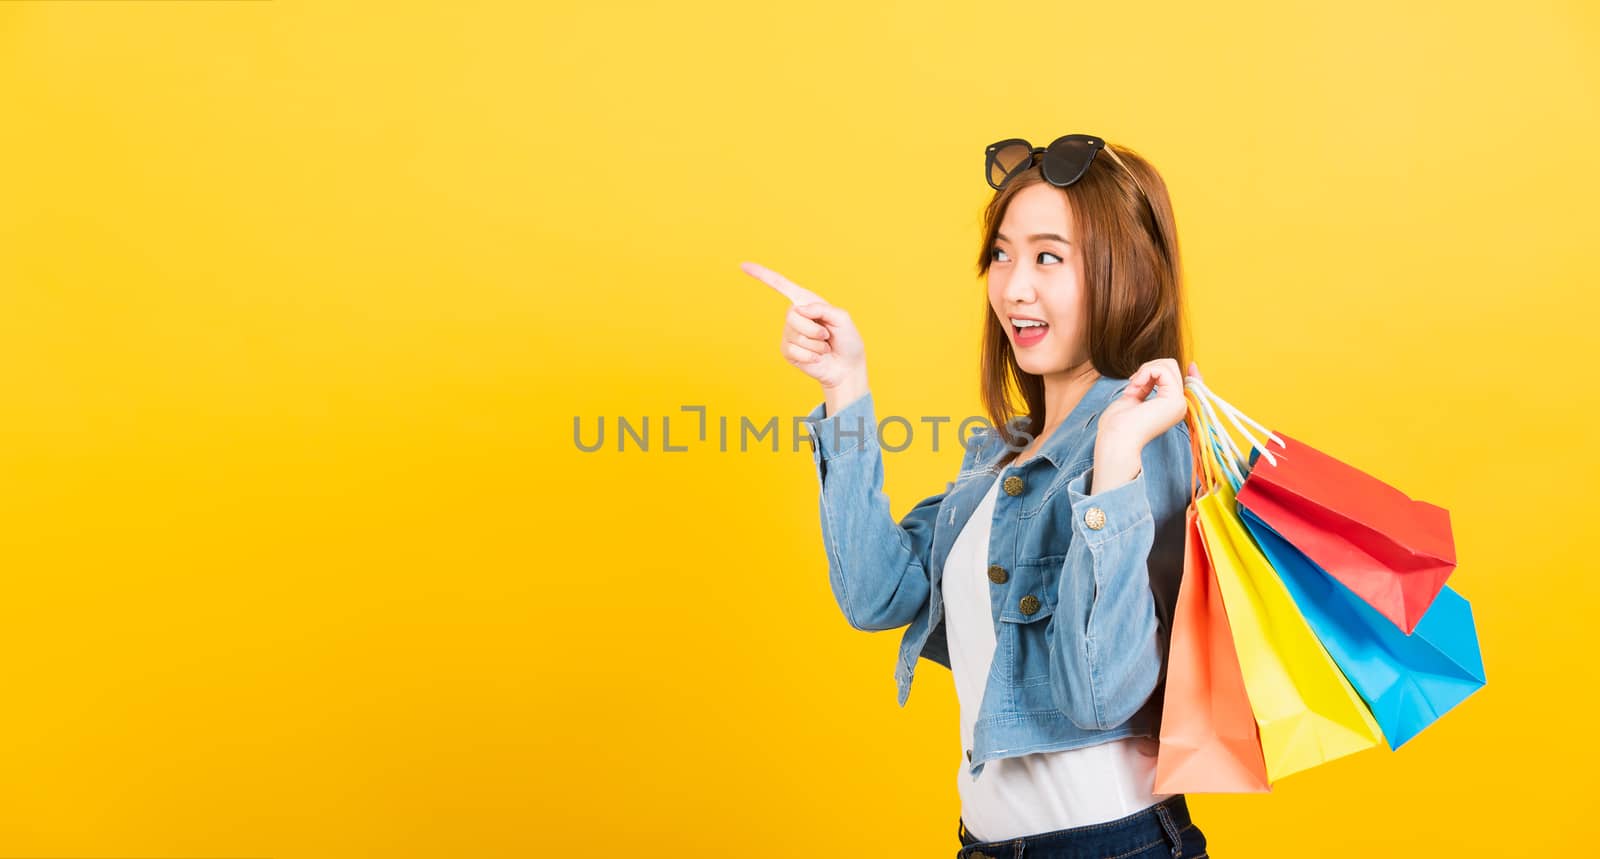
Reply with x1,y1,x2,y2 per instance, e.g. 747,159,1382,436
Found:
956,795,1208,858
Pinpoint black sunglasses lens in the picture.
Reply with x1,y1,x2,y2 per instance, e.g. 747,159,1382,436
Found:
1041,136,1100,187
988,140,1034,190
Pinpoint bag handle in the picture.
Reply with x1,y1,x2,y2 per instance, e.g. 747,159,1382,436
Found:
1186,374,1284,463
1197,396,1244,493
1184,387,1220,502
1184,378,1244,490
1184,374,1286,481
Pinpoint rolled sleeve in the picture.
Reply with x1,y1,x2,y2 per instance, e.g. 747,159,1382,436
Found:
802,390,877,463
1064,464,1155,548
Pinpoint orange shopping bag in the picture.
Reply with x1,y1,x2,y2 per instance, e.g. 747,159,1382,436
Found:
1154,392,1271,794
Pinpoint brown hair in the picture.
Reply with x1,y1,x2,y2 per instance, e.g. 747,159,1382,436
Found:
974,141,1191,465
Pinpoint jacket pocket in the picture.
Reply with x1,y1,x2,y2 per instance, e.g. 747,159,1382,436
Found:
994,555,1063,687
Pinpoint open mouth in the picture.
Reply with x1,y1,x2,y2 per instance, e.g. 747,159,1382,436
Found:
1011,318,1050,346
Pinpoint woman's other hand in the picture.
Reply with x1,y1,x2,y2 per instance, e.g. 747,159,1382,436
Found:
1098,357,1189,452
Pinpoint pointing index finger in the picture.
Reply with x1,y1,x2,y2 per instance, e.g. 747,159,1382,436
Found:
741,260,824,306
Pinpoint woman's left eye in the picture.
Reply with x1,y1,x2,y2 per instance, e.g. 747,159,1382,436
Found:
1038,252,1062,264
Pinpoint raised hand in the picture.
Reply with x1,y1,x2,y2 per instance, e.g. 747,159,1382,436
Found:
741,261,869,405
1098,357,1190,452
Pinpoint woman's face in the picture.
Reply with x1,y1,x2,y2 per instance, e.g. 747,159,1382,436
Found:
986,182,1089,376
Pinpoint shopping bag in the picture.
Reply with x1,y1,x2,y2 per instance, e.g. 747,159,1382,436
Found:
1155,392,1271,793
1233,430,1457,635
1187,386,1387,783
1237,490,1486,749
1153,502,1272,793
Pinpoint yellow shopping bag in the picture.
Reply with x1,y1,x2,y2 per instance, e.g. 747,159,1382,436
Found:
1190,388,1386,783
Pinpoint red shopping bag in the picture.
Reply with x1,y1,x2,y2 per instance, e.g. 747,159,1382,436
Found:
1234,432,1456,635
1154,395,1271,794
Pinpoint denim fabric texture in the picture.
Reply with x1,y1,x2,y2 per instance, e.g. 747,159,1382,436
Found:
802,374,1193,780
956,795,1208,858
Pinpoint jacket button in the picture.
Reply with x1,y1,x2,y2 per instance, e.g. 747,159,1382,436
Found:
1003,475,1024,496
1084,506,1107,530
1019,595,1040,615
967,748,973,761
987,564,1008,584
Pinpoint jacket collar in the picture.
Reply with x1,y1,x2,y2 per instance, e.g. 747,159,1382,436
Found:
1006,372,1131,469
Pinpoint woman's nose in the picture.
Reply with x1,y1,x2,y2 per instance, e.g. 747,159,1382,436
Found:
1003,272,1038,304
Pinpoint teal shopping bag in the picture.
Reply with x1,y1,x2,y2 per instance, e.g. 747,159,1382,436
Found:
1237,499,1486,749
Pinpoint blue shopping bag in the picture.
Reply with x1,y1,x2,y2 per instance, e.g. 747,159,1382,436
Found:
1236,497,1486,750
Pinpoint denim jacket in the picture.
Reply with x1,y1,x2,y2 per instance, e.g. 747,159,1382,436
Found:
801,374,1193,780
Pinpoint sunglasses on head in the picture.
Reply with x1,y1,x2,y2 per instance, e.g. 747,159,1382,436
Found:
984,134,1150,204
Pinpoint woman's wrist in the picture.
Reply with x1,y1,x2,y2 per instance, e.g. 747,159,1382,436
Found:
1088,435,1143,495
822,374,870,418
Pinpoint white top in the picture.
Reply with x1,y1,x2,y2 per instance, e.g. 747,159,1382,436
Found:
947,478,1171,842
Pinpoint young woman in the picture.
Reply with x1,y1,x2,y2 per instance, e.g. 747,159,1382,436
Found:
745,134,1207,858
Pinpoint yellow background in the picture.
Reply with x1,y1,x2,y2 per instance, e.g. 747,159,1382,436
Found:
0,1,1593,856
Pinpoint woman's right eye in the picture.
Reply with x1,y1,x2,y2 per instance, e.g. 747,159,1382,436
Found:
990,246,1009,263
